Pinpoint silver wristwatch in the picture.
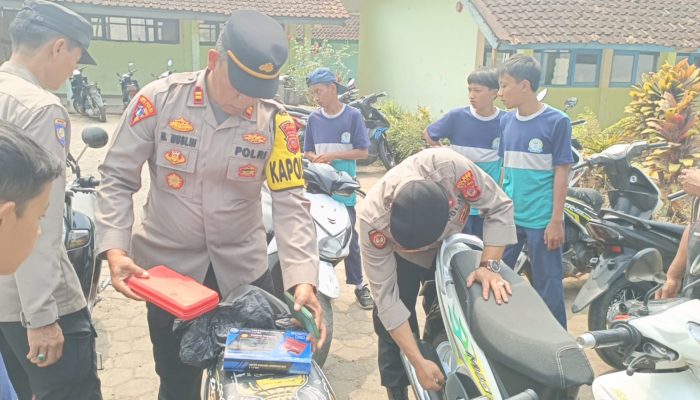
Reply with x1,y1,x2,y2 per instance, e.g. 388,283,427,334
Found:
478,259,502,273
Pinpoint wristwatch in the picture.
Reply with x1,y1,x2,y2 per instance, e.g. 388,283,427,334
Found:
478,260,502,273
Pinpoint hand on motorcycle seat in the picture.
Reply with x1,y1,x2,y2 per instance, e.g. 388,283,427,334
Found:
106,249,149,301
655,276,681,299
467,267,512,305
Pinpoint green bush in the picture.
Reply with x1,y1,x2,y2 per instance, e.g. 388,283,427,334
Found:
572,108,634,155
380,100,433,161
284,40,353,105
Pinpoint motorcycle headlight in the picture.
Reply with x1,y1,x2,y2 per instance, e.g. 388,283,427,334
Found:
319,224,352,261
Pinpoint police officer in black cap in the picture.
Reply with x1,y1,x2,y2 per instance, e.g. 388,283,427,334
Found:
0,1,102,399
95,9,325,400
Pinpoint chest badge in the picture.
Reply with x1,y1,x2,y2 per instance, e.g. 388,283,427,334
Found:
340,131,351,144
369,230,388,249
528,138,544,153
169,118,194,133
491,137,500,150
165,172,184,190
243,133,268,145
164,149,186,166
238,164,258,178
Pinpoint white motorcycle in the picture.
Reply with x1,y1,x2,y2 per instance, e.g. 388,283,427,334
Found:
261,160,363,367
577,213,700,400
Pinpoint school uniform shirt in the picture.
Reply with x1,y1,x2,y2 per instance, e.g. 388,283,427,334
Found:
303,104,369,206
358,148,516,331
498,105,574,229
426,106,503,216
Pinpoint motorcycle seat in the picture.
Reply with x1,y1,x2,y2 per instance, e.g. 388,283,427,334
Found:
567,187,603,214
450,251,594,390
645,219,686,237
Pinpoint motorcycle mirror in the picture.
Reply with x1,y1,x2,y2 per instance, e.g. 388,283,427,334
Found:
689,255,700,277
347,78,355,88
536,88,548,102
82,127,109,149
167,59,173,67
128,62,134,68
625,248,665,284
565,97,579,108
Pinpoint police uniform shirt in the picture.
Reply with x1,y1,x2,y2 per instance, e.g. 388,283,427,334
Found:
358,148,517,331
498,106,574,229
96,70,319,297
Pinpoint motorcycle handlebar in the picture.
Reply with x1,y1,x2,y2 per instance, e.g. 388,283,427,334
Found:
571,119,586,126
648,142,668,150
668,190,687,202
571,161,588,171
577,325,637,349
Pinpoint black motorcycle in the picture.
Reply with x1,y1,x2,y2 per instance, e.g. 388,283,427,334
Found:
117,62,140,110
70,68,107,122
350,92,396,170
570,141,685,369
65,127,109,310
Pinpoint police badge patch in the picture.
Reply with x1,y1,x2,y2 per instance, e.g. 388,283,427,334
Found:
54,118,67,147
130,96,157,126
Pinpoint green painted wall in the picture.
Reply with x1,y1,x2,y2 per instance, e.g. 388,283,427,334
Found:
359,0,479,116
538,87,631,127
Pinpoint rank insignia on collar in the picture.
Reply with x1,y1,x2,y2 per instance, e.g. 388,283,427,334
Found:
456,170,481,201
165,172,184,190
130,95,157,126
238,164,257,178
54,118,67,147
164,149,186,166
369,230,388,249
243,132,267,144
193,86,204,105
169,118,194,133
243,106,255,120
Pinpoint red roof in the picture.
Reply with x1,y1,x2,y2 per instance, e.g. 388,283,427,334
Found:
57,0,349,20
469,0,700,49
295,14,359,40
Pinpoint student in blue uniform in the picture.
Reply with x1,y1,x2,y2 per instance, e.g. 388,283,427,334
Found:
303,68,374,309
497,55,573,328
423,67,502,238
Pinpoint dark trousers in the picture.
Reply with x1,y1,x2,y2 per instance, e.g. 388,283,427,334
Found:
0,308,102,400
345,206,364,286
373,254,434,388
463,215,484,238
502,225,567,328
147,267,274,400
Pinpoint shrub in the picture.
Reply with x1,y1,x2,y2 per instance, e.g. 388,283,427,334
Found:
380,100,433,161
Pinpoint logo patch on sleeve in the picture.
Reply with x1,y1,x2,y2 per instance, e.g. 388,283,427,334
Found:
369,230,388,249
279,121,300,154
456,170,482,201
54,118,67,147
130,95,157,126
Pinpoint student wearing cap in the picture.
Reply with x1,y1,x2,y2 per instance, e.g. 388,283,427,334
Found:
359,148,516,399
304,67,374,309
0,123,62,400
0,1,102,399
95,10,325,399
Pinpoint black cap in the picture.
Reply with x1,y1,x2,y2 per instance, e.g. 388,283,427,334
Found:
220,10,288,99
16,0,95,65
390,180,450,250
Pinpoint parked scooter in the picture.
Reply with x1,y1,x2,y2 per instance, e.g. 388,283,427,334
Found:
117,62,140,110
261,160,364,367
70,67,107,122
350,92,396,170
151,59,175,80
571,141,686,369
577,241,700,399
65,127,109,310
404,234,593,400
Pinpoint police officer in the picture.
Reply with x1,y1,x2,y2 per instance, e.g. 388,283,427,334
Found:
0,1,102,399
359,148,517,400
95,10,325,400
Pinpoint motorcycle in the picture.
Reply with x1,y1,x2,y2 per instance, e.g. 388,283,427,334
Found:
570,141,686,369
261,160,364,367
351,92,396,170
70,67,107,122
577,236,700,400
65,126,109,310
117,62,140,110
404,234,594,400
151,59,175,80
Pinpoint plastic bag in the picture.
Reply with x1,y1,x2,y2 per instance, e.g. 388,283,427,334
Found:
177,285,295,368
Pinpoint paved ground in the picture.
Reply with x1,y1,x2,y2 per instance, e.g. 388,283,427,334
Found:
67,114,610,399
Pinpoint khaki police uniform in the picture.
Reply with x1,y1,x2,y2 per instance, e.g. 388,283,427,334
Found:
358,147,516,388
96,69,318,295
